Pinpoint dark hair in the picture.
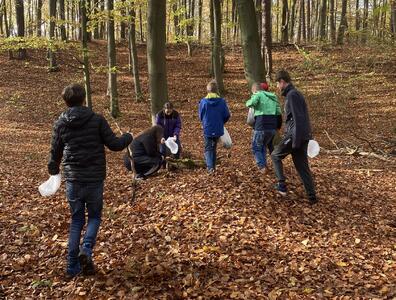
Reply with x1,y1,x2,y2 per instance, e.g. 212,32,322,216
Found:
275,70,292,83
207,80,218,93
163,102,174,110
62,84,86,107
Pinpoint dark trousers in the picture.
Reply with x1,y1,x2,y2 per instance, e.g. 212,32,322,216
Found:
271,137,316,199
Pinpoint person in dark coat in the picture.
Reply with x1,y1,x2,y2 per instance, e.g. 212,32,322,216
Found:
155,102,182,158
271,70,317,204
47,84,132,278
124,125,164,179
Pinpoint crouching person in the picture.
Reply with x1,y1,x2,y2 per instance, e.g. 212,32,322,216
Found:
47,84,132,278
155,102,182,158
124,125,164,179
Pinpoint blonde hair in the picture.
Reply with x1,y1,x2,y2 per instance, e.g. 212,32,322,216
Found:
206,80,218,93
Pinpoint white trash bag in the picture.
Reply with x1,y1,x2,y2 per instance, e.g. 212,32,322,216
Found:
38,174,61,197
220,127,232,149
307,140,320,158
165,137,179,154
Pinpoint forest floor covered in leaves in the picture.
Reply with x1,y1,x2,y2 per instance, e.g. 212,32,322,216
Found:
0,42,395,299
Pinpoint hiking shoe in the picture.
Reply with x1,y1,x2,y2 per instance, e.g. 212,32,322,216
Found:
275,182,287,196
78,250,95,276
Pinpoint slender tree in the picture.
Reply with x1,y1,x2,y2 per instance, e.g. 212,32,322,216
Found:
36,0,43,36
147,0,168,123
80,0,92,108
236,0,265,86
120,0,126,39
59,0,67,41
48,0,58,70
329,0,336,43
107,0,119,117
362,0,369,42
391,0,396,39
307,0,311,40
198,0,203,42
336,0,348,44
212,0,225,94
15,0,26,59
262,0,272,76
281,0,289,43
290,0,297,41
128,1,143,101
319,0,327,40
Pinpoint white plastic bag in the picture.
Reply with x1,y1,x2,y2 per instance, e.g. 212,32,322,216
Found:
307,140,320,158
165,137,179,154
220,127,232,149
246,107,255,128
38,174,61,197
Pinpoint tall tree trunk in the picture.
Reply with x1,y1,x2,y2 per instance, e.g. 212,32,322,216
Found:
107,0,119,117
355,0,360,36
319,0,327,40
276,0,279,41
262,0,272,76
281,0,289,43
172,2,179,39
198,0,203,42
256,0,262,42
147,0,168,123
100,0,105,39
212,0,225,95
307,0,311,40
329,0,336,43
236,0,265,87
210,0,214,76
391,0,396,40
120,0,126,40
290,0,297,41
337,0,348,44
0,0,4,35
15,0,27,59
139,5,144,42
59,0,66,40
301,0,306,41
362,0,368,42
128,2,143,101
80,0,92,108
48,0,58,71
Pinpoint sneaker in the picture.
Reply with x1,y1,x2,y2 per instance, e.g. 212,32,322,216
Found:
275,182,287,196
78,250,95,276
259,167,269,175
208,168,215,174
134,174,145,181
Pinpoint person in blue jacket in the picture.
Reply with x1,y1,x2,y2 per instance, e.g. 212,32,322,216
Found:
198,80,230,173
155,102,182,159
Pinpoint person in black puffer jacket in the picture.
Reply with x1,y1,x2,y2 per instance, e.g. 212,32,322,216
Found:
47,84,132,278
124,125,164,179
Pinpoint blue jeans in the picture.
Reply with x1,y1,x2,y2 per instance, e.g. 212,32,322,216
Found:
65,181,104,275
204,136,219,170
252,129,276,169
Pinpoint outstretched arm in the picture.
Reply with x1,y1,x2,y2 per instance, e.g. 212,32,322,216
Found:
100,116,133,151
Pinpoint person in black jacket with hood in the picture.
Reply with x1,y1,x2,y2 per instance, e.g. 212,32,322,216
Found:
271,70,317,204
124,125,164,179
47,84,132,278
